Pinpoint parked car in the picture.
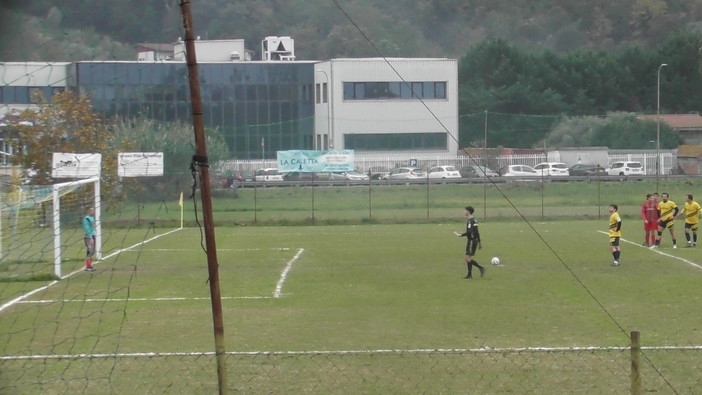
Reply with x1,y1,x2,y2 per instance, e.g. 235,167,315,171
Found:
331,171,370,181
370,172,388,180
254,168,284,181
459,165,499,178
284,172,331,181
234,170,254,182
384,167,427,180
427,165,461,179
534,162,569,177
501,165,539,177
568,163,606,176
606,161,644,176
216,176,235,188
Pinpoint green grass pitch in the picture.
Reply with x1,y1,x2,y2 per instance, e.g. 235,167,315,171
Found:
1,219,701,392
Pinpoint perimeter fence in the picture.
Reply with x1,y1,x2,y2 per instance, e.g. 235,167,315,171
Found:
2,340,700,393
197,174,698,227
219,152,677,177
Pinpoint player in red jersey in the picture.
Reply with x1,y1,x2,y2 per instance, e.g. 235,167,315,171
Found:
641,193,659,247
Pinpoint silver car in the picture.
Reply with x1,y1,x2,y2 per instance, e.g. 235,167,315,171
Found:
501,165,538,177
534,162,569,177
459,165,499,178
427,165,461,179
331,171,369,181
385,167,427,179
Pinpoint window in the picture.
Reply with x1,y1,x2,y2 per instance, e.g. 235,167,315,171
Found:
343,82,354,100
423,82,434,99
29,87,43,104
343,81,447,100
354,83,365,99
435,82,446,99
316,83,321,104
389,82,401,97
411,82,423,98
322,82,328,103
51,87,66,97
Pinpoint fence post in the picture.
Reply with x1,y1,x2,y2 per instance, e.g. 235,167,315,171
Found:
631,330,641,395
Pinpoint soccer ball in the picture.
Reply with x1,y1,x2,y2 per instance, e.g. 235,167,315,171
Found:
491,257,500,266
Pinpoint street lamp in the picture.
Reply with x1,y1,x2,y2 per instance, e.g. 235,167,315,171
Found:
656,63,667,193
316,69,333,150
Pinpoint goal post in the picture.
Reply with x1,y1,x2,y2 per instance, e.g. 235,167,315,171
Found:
52,176,100,278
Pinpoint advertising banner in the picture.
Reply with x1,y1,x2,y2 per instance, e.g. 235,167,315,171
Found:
118,152,164,177
277,150,354,173
51,153,102,179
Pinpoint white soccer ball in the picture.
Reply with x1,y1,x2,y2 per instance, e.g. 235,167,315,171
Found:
491,257,500,266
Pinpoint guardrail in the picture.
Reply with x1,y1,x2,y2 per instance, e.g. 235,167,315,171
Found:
229,173,688,188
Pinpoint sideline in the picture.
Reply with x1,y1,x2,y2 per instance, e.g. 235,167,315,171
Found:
274,248,304,298
4,344,702,361
597,230,702,270
0,227,184,314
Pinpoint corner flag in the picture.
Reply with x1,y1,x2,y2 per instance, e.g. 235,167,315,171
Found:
178,192,184,229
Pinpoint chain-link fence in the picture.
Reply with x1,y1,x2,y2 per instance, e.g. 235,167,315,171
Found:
2,342,699,393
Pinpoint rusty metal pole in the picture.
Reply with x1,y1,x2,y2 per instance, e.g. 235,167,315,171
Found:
179,2,227,393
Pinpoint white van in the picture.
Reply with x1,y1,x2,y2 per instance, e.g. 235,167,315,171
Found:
606,161,644,176
254,168,284,181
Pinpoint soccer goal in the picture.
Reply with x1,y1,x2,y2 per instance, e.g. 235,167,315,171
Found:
0,176,100,279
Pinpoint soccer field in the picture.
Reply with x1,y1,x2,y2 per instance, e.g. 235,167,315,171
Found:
1,220,701,393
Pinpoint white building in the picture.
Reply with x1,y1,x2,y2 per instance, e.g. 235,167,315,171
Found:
314,58,459,156
0,62,71,116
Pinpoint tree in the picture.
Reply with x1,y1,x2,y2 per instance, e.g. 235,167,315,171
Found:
545,116,608,147
545,112,679,149
10,91,134,203
589,113,679,149
111,117,230,201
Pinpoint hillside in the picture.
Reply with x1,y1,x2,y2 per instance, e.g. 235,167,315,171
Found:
2,0,702,61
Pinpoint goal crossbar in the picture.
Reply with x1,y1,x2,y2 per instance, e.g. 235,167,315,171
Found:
53,177,101,278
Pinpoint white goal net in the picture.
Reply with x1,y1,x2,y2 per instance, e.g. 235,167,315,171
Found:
0,177,100,279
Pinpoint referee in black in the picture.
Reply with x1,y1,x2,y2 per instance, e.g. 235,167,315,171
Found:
454,205,486,279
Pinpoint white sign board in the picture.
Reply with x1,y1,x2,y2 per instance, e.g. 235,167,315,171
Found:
52,153,102,179
118,152,164,177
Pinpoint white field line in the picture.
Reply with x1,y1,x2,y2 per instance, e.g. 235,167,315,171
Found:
17,296,272,304
3,345,702,360
0,228,183,314
274,248,304,298
597,230,702,270
124,248,292,252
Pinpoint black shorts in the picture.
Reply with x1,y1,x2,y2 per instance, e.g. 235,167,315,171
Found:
465,239,479,256
658,218,674,229
685,222,698,231
609,236,620,247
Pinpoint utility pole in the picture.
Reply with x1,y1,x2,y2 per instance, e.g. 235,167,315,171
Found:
179,1,227,393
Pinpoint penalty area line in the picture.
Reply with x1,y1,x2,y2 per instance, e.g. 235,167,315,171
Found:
597,230,702,270
0,227,184,314
274,248,304,298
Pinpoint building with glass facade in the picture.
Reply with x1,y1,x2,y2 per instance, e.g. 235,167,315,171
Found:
1,40,459,160
75,61,316,159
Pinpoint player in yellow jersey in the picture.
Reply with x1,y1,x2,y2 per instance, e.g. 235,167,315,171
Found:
677,194,701,247
608,204,622,266
652,192,679,249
